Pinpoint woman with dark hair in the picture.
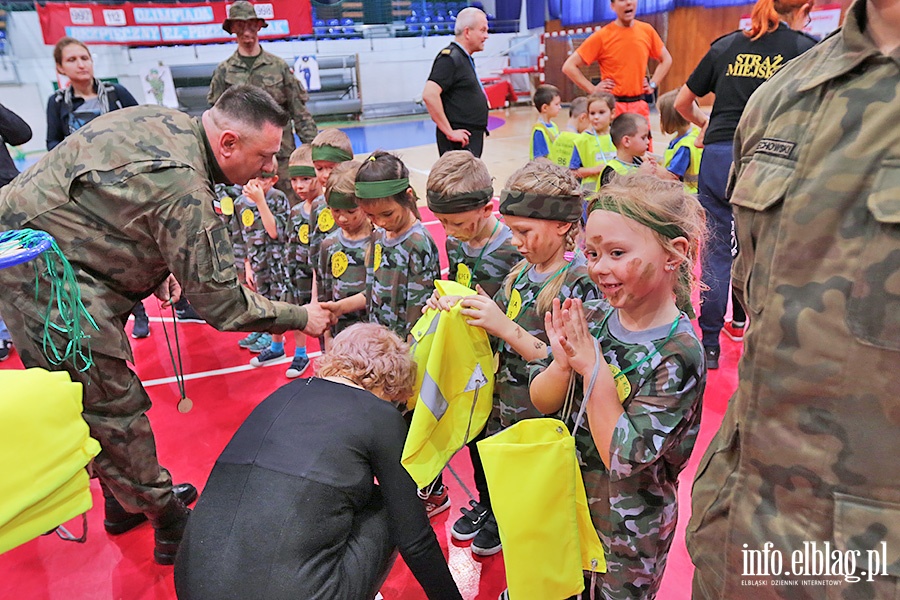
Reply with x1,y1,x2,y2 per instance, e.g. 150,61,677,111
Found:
174,323,463,600
673,0,816,369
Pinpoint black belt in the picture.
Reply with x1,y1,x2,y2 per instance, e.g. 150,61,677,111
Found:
615,95,646,103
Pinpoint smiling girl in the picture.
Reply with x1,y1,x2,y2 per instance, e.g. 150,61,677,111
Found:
530,174,707,598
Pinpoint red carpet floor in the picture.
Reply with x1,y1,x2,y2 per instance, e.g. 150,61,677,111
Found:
0,206,741,599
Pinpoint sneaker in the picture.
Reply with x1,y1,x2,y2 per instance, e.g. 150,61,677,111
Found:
285,355,311,379
451,500,491,541
247,333,273,353
498,590,510,600
131,314,150,339
420,485,450,519
723,321,745,342
471,513,502,556
0,339,11,362
704,345,720,370
250,346,286,367
175,303,205,323
238,331,263,348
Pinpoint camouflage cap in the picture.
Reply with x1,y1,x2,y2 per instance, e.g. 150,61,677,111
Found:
223,1,268,34
499,189,583,223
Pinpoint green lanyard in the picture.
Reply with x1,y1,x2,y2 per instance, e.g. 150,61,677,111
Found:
454,220,500,289
598,309,681,381
508,259,574,324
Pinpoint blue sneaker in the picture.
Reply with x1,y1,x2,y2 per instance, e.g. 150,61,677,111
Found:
285,355,311,378
247,333,272,353
250,347,286,367
238,331,263,348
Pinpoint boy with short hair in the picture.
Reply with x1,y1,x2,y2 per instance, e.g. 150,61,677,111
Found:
309,128,355,273
600,112,654,186
571,92,617,192
550,96,590,170
236,159,291,364
530,84,561,160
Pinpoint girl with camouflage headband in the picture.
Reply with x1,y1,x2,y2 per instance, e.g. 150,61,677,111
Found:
530,174,707,599
433,160,601,557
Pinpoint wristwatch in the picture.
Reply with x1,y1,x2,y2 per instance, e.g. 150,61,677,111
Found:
649,81,658,90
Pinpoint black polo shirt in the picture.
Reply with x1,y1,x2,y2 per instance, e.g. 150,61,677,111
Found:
427,42,489,131
686,24,816,145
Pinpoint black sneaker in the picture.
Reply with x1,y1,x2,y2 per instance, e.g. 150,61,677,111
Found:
451,500,491,541
471,513,502,556
285,355,311,378
175,303,205,323
704,345,720,370
131,314,150,339
0,339,11,362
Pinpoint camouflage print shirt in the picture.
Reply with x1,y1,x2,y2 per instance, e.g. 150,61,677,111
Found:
214,183,245,272
0,106,309,364
286,200,314,304
688,2,900,597
317,228,372,335
208,49,318,158
486,253,600,435
366,221,441,340
530,302,705,599
237,187,291,301
309,194,337,277
445,222,522,299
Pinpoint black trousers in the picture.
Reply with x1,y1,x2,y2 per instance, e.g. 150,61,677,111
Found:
436,127,485,158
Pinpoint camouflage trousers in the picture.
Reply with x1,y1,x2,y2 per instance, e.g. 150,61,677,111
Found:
3,309,175,519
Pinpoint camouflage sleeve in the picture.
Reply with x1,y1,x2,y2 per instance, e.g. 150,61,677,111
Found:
207,63,228,106
570,273,601,304
283,62,318,144
316,236,331,303
273,191,291,242
608,345,703,481
148,177,308,334
403,236,441,334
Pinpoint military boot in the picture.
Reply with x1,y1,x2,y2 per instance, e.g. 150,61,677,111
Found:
151,498,191,565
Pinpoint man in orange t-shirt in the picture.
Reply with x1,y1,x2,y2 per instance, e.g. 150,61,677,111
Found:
562,0,672,136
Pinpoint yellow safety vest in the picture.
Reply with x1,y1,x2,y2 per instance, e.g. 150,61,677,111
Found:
402,280,495,488
551,130,580,169
573,131,616,192
608,158,638,176
662,126,703,193
530,120,560,160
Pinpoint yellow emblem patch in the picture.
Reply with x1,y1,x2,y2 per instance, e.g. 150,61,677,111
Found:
608,364,632,403
298,223,310,245
318,207,335,232
373,243,383,272
241,208,255,227
332,251,349,278
220,196,234,216
506,289,522,320
456,263,472,288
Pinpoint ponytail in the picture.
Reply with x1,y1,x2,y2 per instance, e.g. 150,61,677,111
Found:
746,0,808,40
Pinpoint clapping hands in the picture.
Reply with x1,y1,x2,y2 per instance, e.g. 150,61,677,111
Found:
544,297,604,378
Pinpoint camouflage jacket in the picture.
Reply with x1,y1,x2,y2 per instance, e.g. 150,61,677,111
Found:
309,194,337,276
0,106,308,362
207,49,318,157
445,222,522,299
688,2,900,597
317,228,372,335
366,221,441,340
286,200,314,302
530,302,705,598
486,253,599,435
237,187,291,301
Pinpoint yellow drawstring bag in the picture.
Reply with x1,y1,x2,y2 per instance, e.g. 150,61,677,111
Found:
0,368,100,554
479,342,606,599
403,280,495,488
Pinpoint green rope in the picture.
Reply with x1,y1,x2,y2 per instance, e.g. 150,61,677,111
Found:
7,229,99,372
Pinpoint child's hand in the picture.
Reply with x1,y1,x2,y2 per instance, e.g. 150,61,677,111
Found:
544,297,572,371
559,298,604,378
243,180,265,205
638,159,658,177
459,284,507,336
424,289,461,312
244,259,256,291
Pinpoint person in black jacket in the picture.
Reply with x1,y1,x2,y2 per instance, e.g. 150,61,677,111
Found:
175,322,463,600
0,102,32,361
422,7,490,157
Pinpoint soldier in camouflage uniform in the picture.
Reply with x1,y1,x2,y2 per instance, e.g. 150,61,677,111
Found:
688,1,900,597
0,86,333,564
208,1,318,200
426,150,522,299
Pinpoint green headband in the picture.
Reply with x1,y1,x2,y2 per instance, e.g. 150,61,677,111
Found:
355,178,410,199
426,187,493,214
289,165,316,178
589,196,686,240
499,189,583,223
312,145,353,163
327,190,358,210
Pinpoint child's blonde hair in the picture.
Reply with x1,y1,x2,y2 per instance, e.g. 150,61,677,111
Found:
657,89,691,135
426,150,492,198
588,174,707,316
289,144,313,166
325,159,362,200
311,128,354,158
502,161,583,316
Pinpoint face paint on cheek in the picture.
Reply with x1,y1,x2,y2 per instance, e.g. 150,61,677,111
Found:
638,260,657,281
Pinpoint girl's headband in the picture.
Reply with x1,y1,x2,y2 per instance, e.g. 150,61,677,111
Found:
355,178,410,199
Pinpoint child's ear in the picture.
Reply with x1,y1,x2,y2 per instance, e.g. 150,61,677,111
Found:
666,237,690,271
481,203,494,218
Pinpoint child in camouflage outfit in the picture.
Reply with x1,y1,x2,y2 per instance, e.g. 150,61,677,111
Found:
315,160,372,348
530,174,707,599
432,160,600,557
